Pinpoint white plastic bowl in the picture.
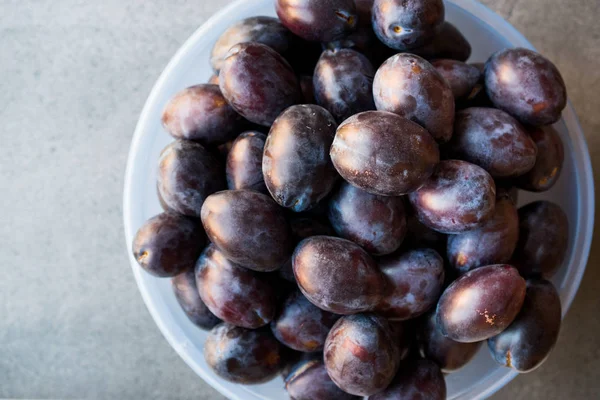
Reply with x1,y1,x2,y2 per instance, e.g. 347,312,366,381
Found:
123,0,594,398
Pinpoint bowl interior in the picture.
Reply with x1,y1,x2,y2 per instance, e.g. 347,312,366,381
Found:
123,1,594,399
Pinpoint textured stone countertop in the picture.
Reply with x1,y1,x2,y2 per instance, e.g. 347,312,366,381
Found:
1,0,598,399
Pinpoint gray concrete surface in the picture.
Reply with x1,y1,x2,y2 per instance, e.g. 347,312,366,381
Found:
0,0,598,399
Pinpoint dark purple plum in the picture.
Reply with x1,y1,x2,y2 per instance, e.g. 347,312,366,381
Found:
132,212,205,278
281,351,318,380
432,59,481,99
418,312,481,373
517,125,564,192
204,323,283,384
298,75,316,104
436,265,526,343
372,0,445,50
276,0,358,42
219,42,301,126
157,140,225,217
331,111,439,196
161,85,244,145
485,48,567,126
226,131,268,193
488,279,562,372
172,268,221,330
195,245,276,329
448,107,538,178
374,53,455,142
412,21,471,61
512,201,569,278
313,48,376,122
263,105,339,212
325,314,400,396
369,359,446,400
271,291,340,352
201,190,293,271
156,184,173,212
409,160,496,234
293,236,386,314
210,16,293,72
328,181,407,255
376,249,445,320
447,197,519,275
285,359,360,400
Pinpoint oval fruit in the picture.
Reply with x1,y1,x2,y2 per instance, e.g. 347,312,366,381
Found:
324,314,400,396
432,59,481,99
204,323,283,384
448,107,538,178
485,48,567,126
271,291,340,353
447,197,519,275
293,236,386,314
488,279,562,372
328,181,407,255
219,42,300,126
373,53,455,142
157,140,225,217
172,268,221,330
226,131,268,193
436,264,526,343
132,212,205,277
369,359,446,400
376,249,445,320
331,111,439,196
196,245,276,329
512,201,569,278
285,359,360,400
517,125,564,192
263,105,339,212
201,190,293,271
409,160,496,234
161,84,244,145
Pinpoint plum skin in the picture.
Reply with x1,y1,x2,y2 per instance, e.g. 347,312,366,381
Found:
328,181,407,256
204,323,283,384
292,236,386,315
373,53,455,143
262,105,339,212
195,245,276,329
488,279,562,372
408,160,497,234
284,359,360,400
436,264,526,343
331,111,440,196
324,314,400,396
376,248,445,321
270,290,340,353
226,131,268,193
132,212,205,278
171,268,221,330
485,48,567,126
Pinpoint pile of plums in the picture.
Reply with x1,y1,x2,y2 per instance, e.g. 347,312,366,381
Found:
133,0,570,398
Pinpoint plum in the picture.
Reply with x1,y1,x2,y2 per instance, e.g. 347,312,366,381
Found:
226,131,268,193
328,181,407,255
324,314,400,396
132,212,205,277
171,268,221,330
201,190,293,271
408,160,496,234
436,265,526,343
263,105,339,212
331,111,439,196
195,245,276,329
293,236,386,314
517,125,564,192
485,48,567,126
374,53,455,142
204,323,283,384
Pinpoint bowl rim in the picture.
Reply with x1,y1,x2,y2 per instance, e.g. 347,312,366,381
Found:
123,0,595,399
